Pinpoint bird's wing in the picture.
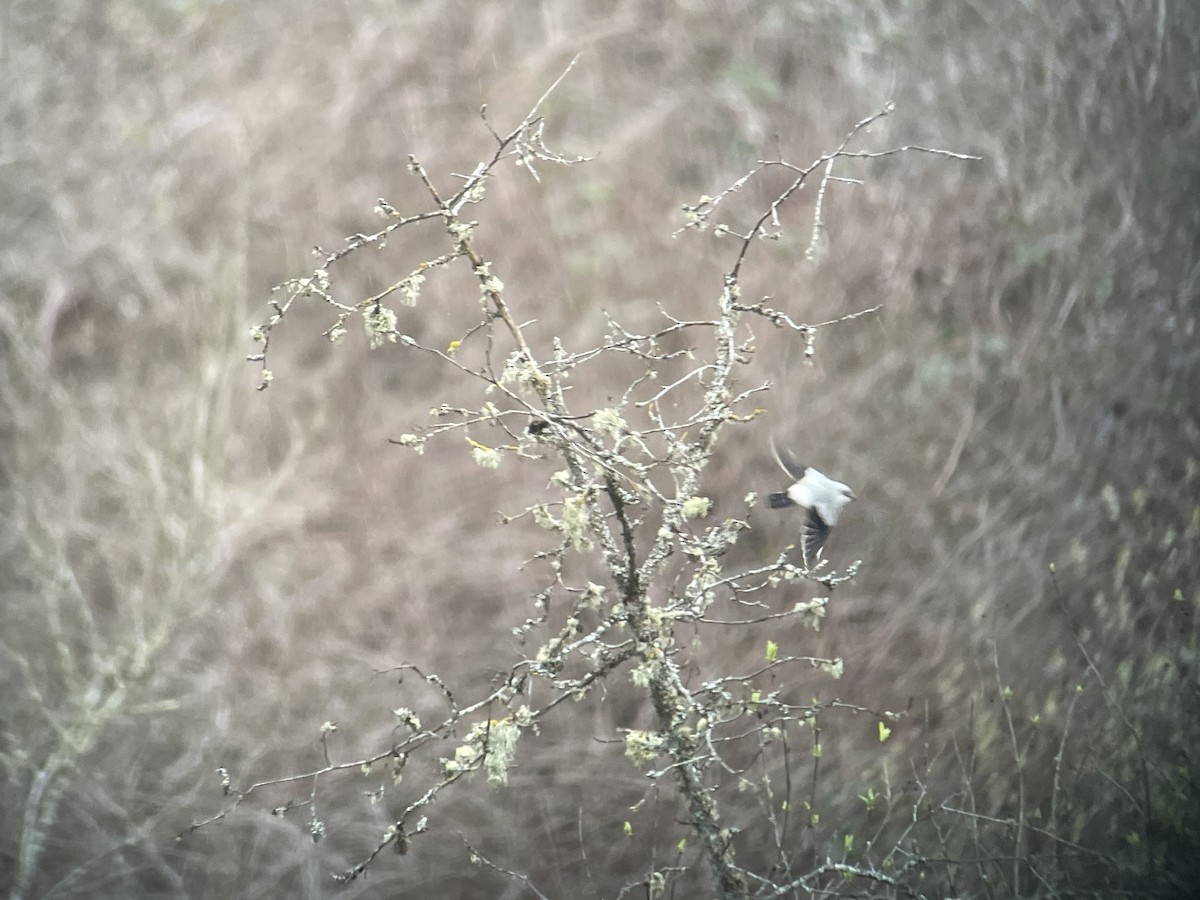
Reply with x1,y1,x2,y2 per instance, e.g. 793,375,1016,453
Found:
812,492,843,528
802,508,831,561
770,435,808,481
806,471,851,527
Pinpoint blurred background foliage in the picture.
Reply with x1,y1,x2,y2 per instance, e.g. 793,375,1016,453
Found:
1,0,1197,896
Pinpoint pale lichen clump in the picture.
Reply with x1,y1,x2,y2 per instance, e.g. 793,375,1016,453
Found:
624,729,667,766
794,596,829,630
442,717,523,786
398,271,426,306
817,657,844,679
468,438,501,469
532,496,593,552
364,304,398,349
592,407,626,439
560,495,592,550
499,350,551,395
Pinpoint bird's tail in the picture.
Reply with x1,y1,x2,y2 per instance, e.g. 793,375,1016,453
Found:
767,492,794,509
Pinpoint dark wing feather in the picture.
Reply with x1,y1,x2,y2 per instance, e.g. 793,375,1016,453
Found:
767,492,795,509
802,509,831,562
770,435,808,481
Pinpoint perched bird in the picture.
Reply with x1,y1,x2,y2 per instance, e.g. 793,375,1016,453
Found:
768,440,857,562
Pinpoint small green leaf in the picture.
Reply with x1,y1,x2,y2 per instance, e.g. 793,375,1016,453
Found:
765,640,778,662
878,721,891,742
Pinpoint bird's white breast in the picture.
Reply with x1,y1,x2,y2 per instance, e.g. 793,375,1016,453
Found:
790,469,852,526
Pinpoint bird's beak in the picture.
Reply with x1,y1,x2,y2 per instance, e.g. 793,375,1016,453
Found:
848,490,858,502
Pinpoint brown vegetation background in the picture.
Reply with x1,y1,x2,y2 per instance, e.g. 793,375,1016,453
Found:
2,0,1198,897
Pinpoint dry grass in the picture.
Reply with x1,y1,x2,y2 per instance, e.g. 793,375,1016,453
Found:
2,0,1198,897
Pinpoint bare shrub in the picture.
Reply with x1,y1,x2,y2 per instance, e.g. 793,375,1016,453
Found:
181,65,977,895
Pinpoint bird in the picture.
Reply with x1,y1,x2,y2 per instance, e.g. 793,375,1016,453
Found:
767,439,856,563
